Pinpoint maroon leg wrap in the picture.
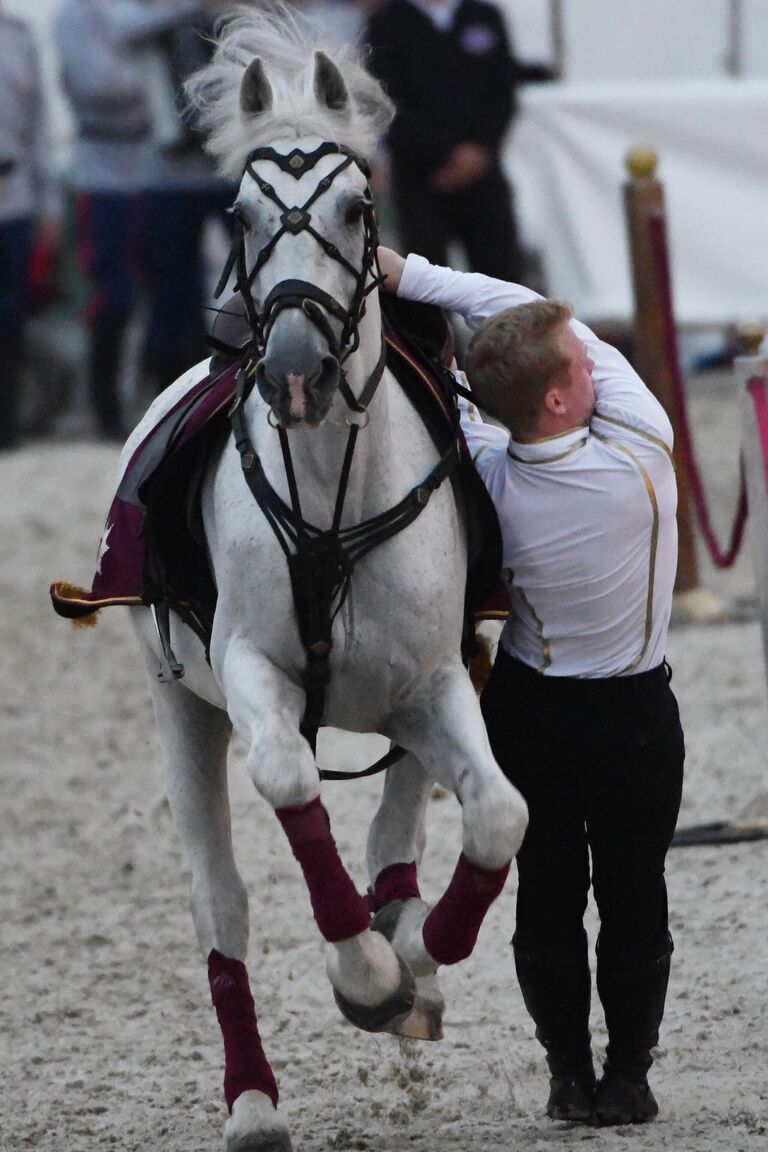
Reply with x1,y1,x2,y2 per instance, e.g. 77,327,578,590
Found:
423,853,510,966
276,797,371,942
370,861,421,913
208,950,279,1112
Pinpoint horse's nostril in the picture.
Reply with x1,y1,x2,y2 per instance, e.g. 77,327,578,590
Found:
254,362,276,403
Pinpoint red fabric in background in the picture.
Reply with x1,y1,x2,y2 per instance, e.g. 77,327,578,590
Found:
27,237,59,310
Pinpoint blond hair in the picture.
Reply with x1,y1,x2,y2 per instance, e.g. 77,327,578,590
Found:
466,300,574,437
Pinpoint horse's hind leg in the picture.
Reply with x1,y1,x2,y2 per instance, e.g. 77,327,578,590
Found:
366,752,446,1040
366,750,431,905
147,675,293,1152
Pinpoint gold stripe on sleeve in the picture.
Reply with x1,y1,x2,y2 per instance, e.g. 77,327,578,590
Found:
593,432,659,674
512,583,552,672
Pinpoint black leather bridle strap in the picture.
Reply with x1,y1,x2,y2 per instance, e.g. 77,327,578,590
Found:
242,154,358,293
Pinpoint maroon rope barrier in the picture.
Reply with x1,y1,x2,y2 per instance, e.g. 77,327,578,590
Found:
746,376,768,499
648,214,748,569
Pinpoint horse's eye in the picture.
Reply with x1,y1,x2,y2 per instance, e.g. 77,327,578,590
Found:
344,201,365,226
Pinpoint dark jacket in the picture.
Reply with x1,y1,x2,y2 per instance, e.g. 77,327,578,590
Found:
366,0,517,180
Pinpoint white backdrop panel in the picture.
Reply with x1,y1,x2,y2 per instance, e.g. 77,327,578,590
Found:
507,78,768,324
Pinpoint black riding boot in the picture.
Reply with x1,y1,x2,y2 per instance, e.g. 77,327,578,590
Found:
89,316,128,441
514,935,595,1121
594,936,673,1124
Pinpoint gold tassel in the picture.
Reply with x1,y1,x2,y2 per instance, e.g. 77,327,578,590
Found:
70,611,99,629
50,581,100,628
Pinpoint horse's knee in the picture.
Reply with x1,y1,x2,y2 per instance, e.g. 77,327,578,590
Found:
463,775,528,869
245,721,319,810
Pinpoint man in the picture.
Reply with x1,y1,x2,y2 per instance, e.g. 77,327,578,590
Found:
366,0,525,281
0,5,59,449
140,0,237,396
377,246,684,1126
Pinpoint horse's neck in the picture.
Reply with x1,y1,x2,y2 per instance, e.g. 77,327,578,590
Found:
249,303,436,529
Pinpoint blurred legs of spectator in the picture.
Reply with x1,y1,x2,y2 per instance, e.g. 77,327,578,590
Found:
76,191,143,441
143,186,235,394
0,216,35,450
392,165,526,283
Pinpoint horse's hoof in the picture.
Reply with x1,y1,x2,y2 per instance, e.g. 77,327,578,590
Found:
392,999,443,1041
371,898,437,977
228,1140,294,1152
393,973,445,1041
225,1091,295,1152
333,953,416,1033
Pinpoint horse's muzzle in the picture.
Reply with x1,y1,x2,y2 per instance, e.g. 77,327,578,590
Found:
255,353,340,427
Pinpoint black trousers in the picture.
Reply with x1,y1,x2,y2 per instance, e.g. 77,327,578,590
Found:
481,649,685,1076
391,164,526,283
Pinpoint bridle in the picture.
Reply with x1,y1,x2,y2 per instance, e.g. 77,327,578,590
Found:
215,140,458,760
214,140,384,409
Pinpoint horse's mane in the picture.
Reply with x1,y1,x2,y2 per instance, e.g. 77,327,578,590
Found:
185,1,394,178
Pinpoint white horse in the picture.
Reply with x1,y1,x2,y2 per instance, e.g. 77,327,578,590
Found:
122,6,527,1150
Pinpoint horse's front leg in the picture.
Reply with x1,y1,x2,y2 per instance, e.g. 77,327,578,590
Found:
143,667,292,1152
220,648,415,1033
386,662,528,972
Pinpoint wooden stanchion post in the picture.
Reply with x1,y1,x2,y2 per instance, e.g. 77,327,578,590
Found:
735,324,768,685
623,148,702,598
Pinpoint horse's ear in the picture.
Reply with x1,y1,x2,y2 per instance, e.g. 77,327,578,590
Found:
240,57,273,116
313,51,349,114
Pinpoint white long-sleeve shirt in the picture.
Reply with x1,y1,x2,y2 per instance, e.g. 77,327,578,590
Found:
398,254,678,677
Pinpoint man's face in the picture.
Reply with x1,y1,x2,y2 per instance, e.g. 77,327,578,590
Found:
556,325,596,425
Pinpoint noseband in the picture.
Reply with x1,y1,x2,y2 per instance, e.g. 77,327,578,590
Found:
214,141,457,763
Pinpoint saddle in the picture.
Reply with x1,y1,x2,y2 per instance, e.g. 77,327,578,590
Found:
51,297,506,657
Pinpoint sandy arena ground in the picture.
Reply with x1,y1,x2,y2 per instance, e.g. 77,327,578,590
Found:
1,371,766,1151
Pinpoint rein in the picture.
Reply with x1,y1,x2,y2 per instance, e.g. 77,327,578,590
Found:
221,141,459,761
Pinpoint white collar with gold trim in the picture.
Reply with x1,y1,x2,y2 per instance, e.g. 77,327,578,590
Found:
507,425,589,465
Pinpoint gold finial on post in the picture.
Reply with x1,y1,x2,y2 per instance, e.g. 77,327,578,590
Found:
625,147,658,181
737,322,766,357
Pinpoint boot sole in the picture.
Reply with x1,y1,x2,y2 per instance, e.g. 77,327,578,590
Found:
593,1109,657,1126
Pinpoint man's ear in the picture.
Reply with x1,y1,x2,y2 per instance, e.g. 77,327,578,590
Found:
543,386,567,417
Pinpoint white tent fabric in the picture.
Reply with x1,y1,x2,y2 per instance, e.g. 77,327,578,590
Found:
506,78,768,324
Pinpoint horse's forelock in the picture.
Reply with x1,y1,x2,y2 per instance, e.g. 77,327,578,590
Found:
185,2,394,179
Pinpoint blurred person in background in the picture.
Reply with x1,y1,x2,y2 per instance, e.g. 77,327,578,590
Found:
365,0,526,281
54,0,205,441
0,3,60,450
295,0,376,47
140,0,238,395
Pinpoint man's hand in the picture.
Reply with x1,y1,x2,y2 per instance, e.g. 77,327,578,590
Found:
377,246,406,294
432,142,492,193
